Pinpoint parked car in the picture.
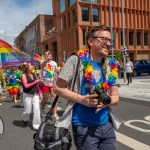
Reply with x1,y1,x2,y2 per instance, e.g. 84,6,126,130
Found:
120,59,150,77
132,59,150,77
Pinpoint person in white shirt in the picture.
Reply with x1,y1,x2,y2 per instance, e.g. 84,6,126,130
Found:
125,57,134,85
40,50,59,120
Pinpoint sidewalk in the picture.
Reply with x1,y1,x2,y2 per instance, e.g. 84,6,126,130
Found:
118,77,150,102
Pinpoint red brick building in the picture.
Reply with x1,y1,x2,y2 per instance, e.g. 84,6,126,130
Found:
42,0,150,64
15,14,54,56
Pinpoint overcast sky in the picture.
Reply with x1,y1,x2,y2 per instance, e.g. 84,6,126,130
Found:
0,0,52,46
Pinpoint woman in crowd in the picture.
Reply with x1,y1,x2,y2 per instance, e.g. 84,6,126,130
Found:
125,57,134,85
21,63,42,130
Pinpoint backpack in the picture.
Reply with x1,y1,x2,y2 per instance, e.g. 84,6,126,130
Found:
33,55,80,150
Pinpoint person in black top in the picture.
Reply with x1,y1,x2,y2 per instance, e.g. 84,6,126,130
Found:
21,63,42,130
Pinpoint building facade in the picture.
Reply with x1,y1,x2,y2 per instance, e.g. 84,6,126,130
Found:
15,14,54,56
42,0,150,64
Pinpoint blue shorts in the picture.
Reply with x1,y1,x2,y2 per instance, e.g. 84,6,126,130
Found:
72,122,116,150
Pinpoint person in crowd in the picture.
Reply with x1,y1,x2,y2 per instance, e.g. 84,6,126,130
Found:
15,67,23,101
21,62,42,130
5,67,19,103
0,67,3,105
57,61,65,74
54,25,119,150
40,50,59,120
125,56,134,85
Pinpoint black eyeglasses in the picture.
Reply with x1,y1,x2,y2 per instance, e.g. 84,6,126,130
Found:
93,37,112,44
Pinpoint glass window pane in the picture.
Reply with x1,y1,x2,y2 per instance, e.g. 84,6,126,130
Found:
82,29,86,45
137,32,141,45
69,0,76,6
92,8,99,22
73,9,77,24
60,0,65,13
144,32,148,45
81,0,98,3
129,32,134,45
82,7,89,21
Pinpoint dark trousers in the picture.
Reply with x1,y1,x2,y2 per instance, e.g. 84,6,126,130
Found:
72,122,116,150
126,73,132,84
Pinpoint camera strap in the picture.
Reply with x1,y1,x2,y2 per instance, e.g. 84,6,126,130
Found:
45,54,80,122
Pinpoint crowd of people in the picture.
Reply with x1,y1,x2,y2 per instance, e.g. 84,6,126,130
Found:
0,25,133,150
0,51,64,130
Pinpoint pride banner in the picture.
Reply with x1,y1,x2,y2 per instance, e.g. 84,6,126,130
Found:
1,52,40,67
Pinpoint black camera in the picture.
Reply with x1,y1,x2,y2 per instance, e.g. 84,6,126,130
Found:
93,88,111,105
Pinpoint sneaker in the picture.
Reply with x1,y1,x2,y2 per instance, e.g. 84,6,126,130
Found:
0,102,2,106
14,100,17,103
51,114,59,121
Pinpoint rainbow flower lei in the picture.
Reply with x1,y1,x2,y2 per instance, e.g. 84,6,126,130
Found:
77,49,118,91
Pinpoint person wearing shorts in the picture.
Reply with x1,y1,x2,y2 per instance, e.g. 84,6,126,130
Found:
41,50,59,120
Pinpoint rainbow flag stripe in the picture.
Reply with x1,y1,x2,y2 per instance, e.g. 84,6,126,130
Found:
0,39,19,53
46,64,53,78
33,54,44,62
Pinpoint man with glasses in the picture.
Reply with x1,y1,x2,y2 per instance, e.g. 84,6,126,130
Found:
41,50,59,121
54,25,119,150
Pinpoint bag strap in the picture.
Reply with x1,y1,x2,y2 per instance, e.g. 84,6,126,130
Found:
45,54,80,122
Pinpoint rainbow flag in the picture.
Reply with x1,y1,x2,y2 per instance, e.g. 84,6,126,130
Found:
33,54,44,62
0,39,19,53
46,64,53,78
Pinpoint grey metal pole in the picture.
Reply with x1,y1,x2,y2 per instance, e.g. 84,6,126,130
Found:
121,0,126,82
110,0,114,58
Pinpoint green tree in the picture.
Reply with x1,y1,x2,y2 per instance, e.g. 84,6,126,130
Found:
114,50,123,60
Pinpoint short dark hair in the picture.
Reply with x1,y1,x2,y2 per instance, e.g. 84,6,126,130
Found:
86,25,110,49
44,50,52,55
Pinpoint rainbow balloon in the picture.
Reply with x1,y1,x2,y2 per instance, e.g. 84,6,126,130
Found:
33,54,44,62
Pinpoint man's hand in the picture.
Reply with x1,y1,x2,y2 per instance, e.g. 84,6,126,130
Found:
81,94,98,107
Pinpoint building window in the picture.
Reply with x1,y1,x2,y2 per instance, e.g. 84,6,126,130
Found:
67,0,76,6
36,23,38,30
129,32,134,45
92,8,99,22
64,16,66,29
45,45,48,50
60,0,65,13
73,9,77,24
144,32,148,45
76,30,78,47
60,18,63,31
137,32,141,45
82,29,86,45
82,7,89,21
81,0,98,3
68,13,70,27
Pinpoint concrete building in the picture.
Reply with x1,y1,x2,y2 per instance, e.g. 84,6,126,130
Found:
42,0,150,64
14,14,54,56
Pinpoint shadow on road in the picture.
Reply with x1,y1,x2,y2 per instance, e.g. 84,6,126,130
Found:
13,120,28,128
12,105,24,108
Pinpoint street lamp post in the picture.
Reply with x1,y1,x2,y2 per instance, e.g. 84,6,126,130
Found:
121,0,127,82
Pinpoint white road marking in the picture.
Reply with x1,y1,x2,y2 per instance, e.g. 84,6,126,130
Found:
124,120,150,133
145,116,150,121
116,132,150,150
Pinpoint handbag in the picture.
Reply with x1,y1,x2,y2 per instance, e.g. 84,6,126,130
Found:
33,55,80,150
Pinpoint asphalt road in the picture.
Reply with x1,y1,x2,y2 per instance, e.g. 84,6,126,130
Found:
0,95,150,150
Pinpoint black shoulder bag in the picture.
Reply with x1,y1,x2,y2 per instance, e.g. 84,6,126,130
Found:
33,55,80,150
